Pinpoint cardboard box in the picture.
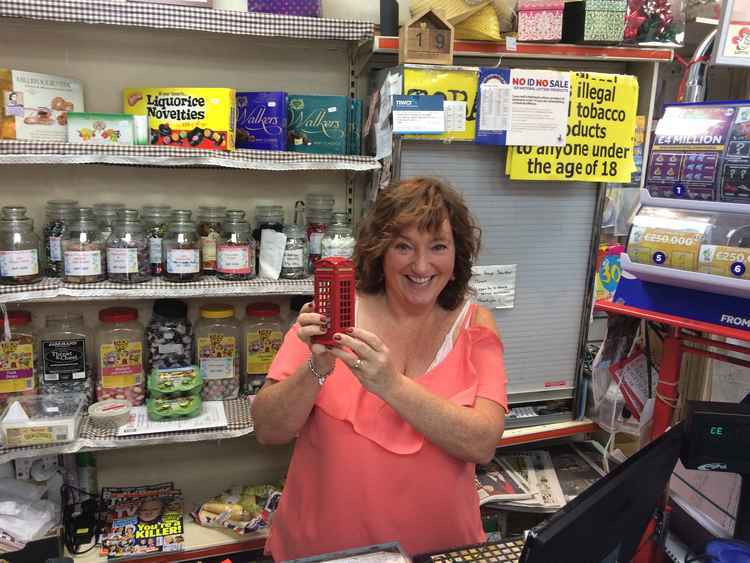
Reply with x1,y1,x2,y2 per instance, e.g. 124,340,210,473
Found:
563,0,627,44
248,0,320,17
0,69,84,142
517,0,564,42
67,112,148,145
123,87,236,151
287,94,348,155
235,91,287,151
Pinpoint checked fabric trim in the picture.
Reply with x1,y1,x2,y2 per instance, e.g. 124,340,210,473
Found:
0,141,381,172
0,0,374,41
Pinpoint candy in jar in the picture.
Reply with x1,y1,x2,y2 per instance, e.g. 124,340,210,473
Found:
195,304,240,400
197,206,227,275
142,205,172,277
163,210,202,283
96,307,146,406
62,207,107,284
0,310,37,406
146,299,193,371
106,209,151,283
217,210,255,281
321,211,355,259
44,199,78,277
93,202,125,241
38,313,93,401
0,206,42,286
242,302,283,395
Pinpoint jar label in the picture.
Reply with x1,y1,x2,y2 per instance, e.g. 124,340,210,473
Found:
64,250,102,276
100,340,144,388
0,249,38,277
148,237,163,265
282,248,305,269
322,246,354,259
197,335,236,380
246,329,283,374
0,339,34,393
167,248,200,274
201,233,220,270
42,338,87,383
107,247,138,274
217,245,252,274
309,232,324,255
158,342,184,354
49,236,62,262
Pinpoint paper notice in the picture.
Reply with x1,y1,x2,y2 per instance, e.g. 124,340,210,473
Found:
444,101,467,132
479,82,511,133
470,265,517,309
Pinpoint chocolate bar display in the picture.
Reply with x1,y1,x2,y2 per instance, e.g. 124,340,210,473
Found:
236,92,287,151
287,94,348,155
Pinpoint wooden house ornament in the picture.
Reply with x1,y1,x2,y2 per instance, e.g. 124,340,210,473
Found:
399,9,455,65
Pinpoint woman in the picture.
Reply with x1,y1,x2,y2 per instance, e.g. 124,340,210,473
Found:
252,177,508,560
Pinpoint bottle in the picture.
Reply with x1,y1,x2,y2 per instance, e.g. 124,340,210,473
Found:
163,210,201,283
280,223,309,279
63,207,107,284
96,306,145,406
38,313,93,401
44,199,78,277
217,210,255,281
142,205,172,277
106,209,151,283
321,211,355,259
93,203,125,241
195,304,241,400
197,206,227,275
242,302,283,394
0,206,42,285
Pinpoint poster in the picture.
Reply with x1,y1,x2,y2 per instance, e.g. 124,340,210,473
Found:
392,95,445,134
475,68,570,147
714,0,750,67
507,72,639,183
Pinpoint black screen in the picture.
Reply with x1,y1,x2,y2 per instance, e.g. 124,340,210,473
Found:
521,423,684,563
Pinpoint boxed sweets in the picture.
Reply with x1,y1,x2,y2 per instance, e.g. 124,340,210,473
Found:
235,91,287,151
287,94,348,155
67,112,149,146
0,69,84,142
248,0,321,17
517,0,564,42
123,87,236,151
563,0,627,44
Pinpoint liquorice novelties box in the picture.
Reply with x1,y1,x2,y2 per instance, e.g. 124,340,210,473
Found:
235,91,287,151
123,87,236,151
287,94,348,155
0,69,84,142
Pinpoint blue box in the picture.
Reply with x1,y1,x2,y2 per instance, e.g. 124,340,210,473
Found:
236,91,287,151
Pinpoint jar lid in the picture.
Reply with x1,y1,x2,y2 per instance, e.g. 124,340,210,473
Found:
153,299,188,319
246,302,280,318
46,199,79,209
226,210,246,221
306,193,335,210
283,223,305,237
0,207,33,231
7,310,31,326
99,307,138,323
142,205,172,218
200,304,235,319
94,203,125,213
198,206,227,219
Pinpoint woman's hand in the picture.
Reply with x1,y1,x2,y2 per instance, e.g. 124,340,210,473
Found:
296,302,334,374
328,328,403,398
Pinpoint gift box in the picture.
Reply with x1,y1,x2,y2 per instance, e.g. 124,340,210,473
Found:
287,94,348,155
248,0,320,17
563,0,627,44
517,0,564,42
235,91,287,151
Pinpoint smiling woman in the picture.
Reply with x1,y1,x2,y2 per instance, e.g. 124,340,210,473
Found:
251,177,508,562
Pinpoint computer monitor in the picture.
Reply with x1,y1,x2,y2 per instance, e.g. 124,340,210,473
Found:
521,422,685,563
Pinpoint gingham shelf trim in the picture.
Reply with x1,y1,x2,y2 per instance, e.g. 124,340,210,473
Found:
0,141,381,172
0,276,312,303
0,398,254,464
0,0,374,41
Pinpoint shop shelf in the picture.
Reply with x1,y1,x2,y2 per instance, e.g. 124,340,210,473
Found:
0,276,313,304
497,418,596,447
0,0,374,41
620,254,750,300
0,397,254,464
640,188,750,215
0,141,380,172
71,522,268,562
371,36,674,63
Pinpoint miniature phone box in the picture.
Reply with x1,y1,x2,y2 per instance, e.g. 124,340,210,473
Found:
312,257,355,346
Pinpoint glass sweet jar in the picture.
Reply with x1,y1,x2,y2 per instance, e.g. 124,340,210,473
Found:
217,210,255,281
0,206,42,285
163,210,201,283
106,209,151,284
62,207,107,284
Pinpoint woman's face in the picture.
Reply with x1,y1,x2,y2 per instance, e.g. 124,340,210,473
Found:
383,219,455,310
138,499,162,523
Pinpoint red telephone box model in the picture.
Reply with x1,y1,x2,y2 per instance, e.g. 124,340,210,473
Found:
313,257,355,346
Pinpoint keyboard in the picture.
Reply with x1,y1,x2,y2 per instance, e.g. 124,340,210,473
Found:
414,537,525,563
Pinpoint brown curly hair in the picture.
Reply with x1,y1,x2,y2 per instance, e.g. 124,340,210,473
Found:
354,177,481,310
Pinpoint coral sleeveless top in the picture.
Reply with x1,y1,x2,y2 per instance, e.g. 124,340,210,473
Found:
264,303,508,561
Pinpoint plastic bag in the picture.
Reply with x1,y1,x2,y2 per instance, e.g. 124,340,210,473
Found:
192,484,282,535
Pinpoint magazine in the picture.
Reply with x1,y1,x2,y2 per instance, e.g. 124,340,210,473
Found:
99,482,185,559
475,461,533,505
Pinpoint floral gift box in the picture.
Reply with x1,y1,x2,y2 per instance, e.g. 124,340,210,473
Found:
517,0,565,42
563,0,627,44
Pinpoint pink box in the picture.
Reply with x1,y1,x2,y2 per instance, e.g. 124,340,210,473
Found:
517,0,564,42
248,0,320,17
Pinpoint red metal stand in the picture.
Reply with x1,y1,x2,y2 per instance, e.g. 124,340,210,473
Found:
595,300,750,563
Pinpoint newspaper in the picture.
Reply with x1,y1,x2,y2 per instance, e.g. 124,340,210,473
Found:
546,444,606,502
475,461,533,505
489,451,566,513
495,454,536,493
